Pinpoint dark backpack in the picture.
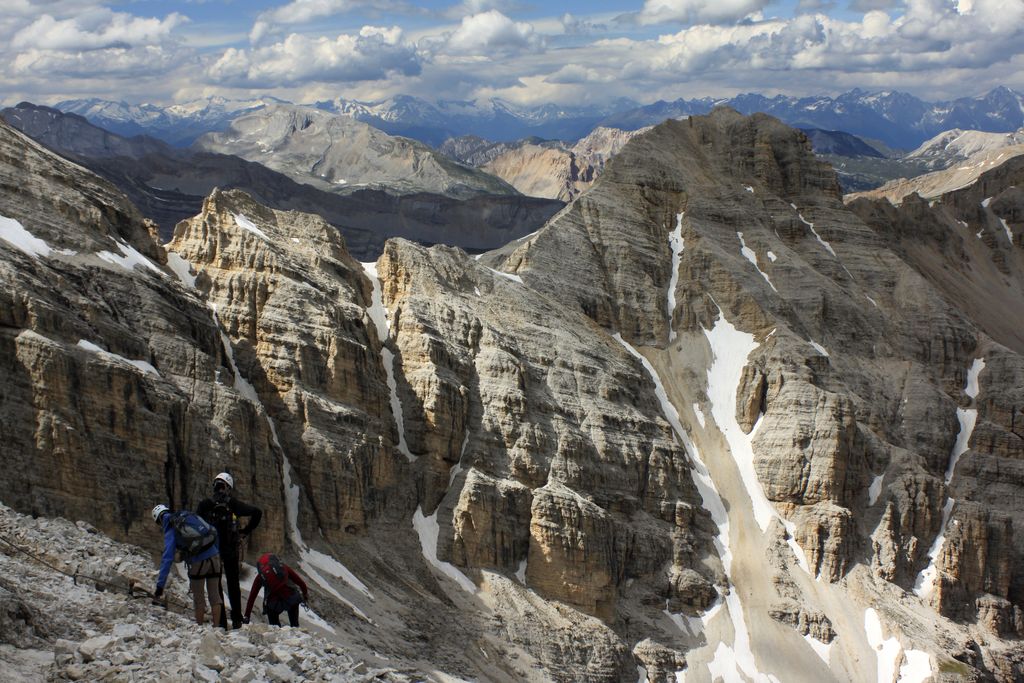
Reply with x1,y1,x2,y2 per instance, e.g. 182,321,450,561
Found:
257,554,299,609
170,511,217,558
206,492,238,542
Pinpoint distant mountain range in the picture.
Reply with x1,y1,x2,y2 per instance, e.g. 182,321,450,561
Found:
57,95,289,146
54,87,1024,150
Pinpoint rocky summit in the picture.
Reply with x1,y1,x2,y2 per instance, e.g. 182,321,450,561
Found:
2,105,1024,683
195,104,517,200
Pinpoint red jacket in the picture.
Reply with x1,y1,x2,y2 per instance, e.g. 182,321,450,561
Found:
244,565,309,619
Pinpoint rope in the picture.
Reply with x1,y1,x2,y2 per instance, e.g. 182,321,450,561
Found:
0,532,193,612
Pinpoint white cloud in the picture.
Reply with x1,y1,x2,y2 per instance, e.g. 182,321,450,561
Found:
0,0,1022,111
444,10,538,54
251,0,350,43
441,0,511,20
614,0,1024,84
11,44,184,79
637,0,771,24
543,63,608,84
12,10,186,50
250,0,419,43
0,4,191,93
209,26,421,87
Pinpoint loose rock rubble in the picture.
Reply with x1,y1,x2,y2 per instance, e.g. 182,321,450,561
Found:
0,503,414,682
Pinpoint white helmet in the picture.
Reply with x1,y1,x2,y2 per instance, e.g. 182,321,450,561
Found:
151,504,170,524
214,472,234,490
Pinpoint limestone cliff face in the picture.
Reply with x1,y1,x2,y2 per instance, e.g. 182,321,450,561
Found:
375,239,719,624
475,127,645,202
167,189,411,538
849,158,1024,639
0,120,288,552
488,107,1024,676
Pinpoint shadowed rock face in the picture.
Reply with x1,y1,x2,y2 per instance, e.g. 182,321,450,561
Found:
849,158,1024,637
4,106,1024,682
375,239,718,624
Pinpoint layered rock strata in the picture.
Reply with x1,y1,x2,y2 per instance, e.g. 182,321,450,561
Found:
0,120,287,550
167,189,411,539
486,108,1024,678
5,103,1024,682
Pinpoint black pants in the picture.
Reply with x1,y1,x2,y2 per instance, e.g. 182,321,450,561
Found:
217,551,242,628
268,605,300,627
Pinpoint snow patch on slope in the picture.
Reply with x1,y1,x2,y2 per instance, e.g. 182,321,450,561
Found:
704,312,810,574
413,506,477,594
913,497,954,599
667,212,685,341
488,267,524,284
692,403,706,429
915,357,984,598
964,357,985,399
793,205,837,257
0,214,66,258
804,634,832,665
865,608,903,683
869,474,884,505
362,262,414,462
999,218,1014,243
809,340,829,357
613,333,781,683
864,608,932,683
234,213,270,241
76,339,161,377
737,232,776,291
165,252,197,289
97,240,162,275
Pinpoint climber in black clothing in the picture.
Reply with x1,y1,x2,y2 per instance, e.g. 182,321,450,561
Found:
196,472,263,629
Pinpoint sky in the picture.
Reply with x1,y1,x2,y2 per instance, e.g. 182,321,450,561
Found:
2,0,1023,107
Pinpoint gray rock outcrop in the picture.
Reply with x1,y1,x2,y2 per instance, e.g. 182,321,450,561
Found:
196,105,517,199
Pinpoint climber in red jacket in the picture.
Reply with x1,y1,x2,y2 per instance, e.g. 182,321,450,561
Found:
243,552,309,627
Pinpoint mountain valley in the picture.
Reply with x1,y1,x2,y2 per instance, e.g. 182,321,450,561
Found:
2,98,1024,682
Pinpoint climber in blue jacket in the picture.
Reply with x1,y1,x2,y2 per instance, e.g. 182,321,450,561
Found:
151,504,223,627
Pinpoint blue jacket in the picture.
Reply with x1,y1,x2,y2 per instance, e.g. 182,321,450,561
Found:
156,515,220,590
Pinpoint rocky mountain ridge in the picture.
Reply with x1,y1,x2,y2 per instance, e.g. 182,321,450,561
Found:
906,128,1024,169
193,104,517,200
3,107,1024,681
442,127,647,201
846,146,1024,204
56,95,289,146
